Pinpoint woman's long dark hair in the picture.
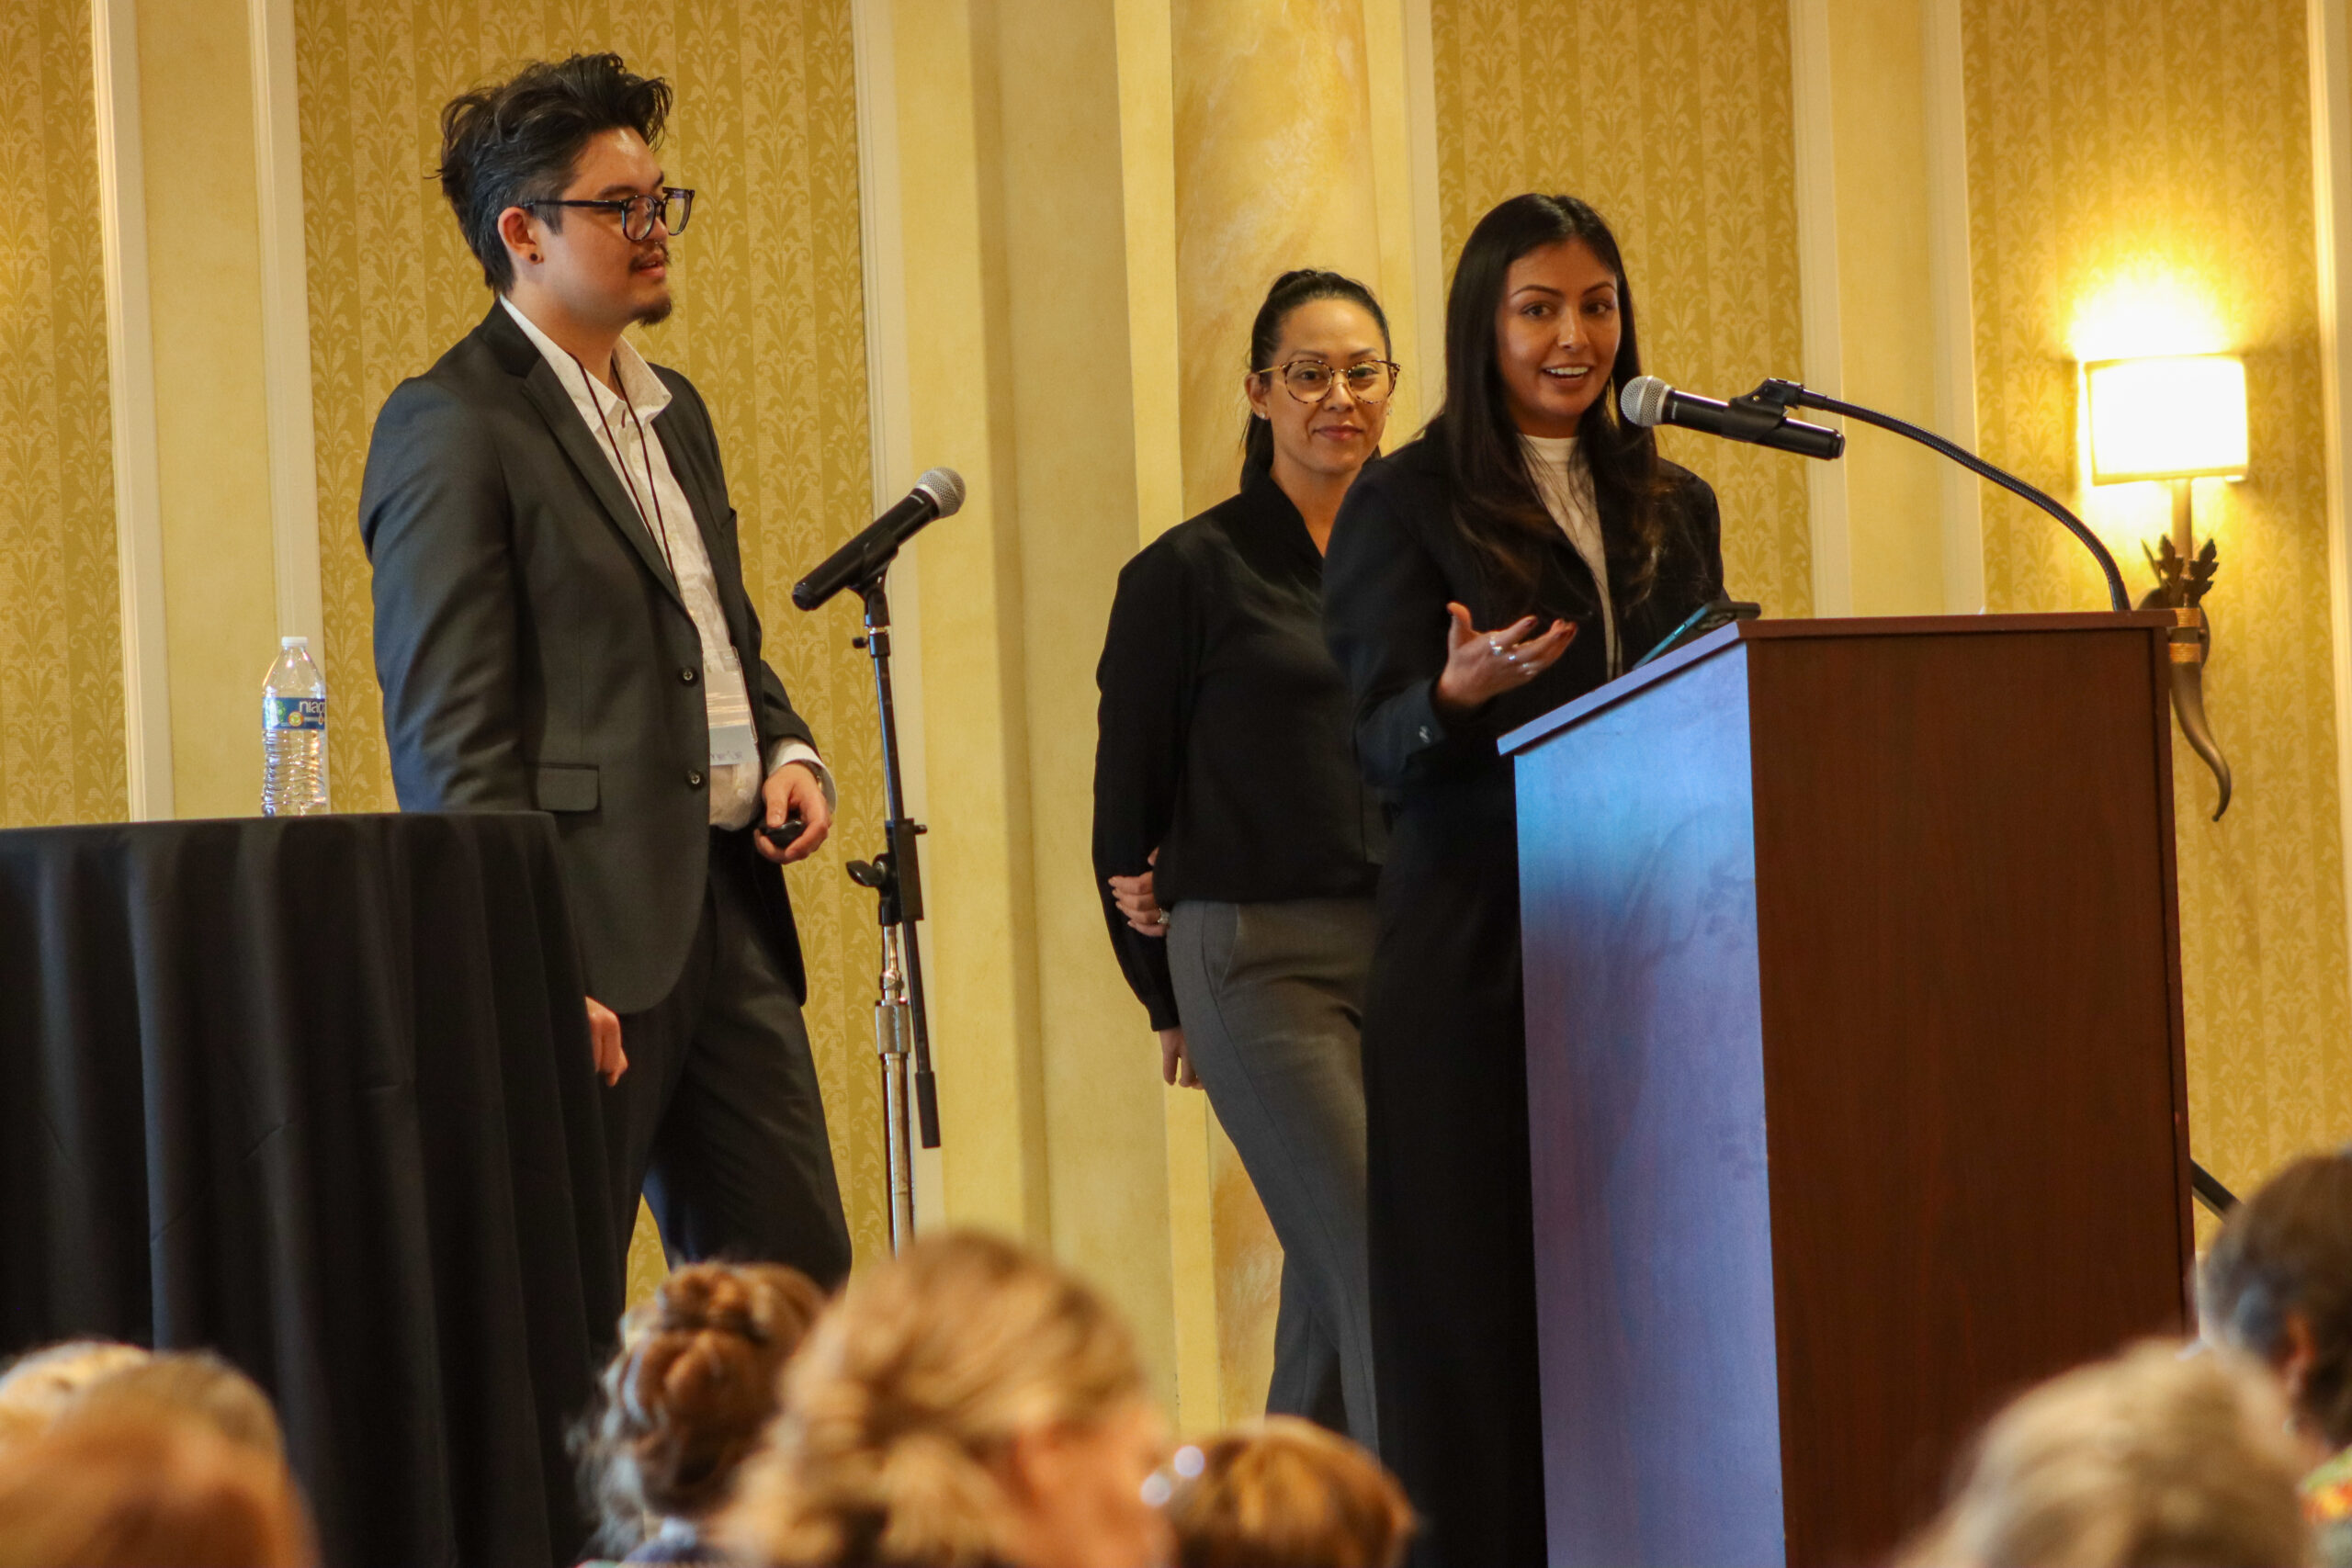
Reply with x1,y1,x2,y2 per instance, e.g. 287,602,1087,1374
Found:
1434,193,1672,611
1242,269,1392,481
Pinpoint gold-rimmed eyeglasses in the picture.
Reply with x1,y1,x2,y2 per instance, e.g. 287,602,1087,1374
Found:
524,186,695,243
1257,357,1402,405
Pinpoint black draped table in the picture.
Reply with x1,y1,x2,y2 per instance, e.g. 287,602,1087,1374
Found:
0,811,622,1568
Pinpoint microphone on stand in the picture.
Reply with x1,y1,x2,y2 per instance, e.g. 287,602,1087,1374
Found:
789,466,969,1245
792,468,967,611
1621,375,1846,460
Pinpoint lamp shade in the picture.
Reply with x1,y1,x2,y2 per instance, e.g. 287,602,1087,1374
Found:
2084,354,2249,483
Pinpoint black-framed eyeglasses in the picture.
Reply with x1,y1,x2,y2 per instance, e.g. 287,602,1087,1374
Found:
1257,357,1401,405
524,186,695,242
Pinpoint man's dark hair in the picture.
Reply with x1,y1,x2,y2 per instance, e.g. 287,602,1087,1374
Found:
2200,1149,2352,1448
436,53,672,292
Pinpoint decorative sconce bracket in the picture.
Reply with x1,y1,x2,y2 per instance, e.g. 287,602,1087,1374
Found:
2137,525,2231,820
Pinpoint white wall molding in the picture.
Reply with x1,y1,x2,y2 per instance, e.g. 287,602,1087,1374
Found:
1926,0,1986,613
854,0,915,516
1789,0,1852,617
247,0,323,651
90,0,173,819
2305,0,2352,1007
851,0,943,1226
1400,0,1446,412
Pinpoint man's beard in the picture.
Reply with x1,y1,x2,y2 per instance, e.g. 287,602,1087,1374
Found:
631,251,673,325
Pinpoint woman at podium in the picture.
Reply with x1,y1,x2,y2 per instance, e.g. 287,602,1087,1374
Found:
1092,270,1398,1447
1322,194,1725,1567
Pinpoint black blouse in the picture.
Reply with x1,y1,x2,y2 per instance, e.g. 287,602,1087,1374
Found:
1092,467,1387,1029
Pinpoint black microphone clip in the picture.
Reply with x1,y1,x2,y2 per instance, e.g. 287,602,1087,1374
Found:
1718,378,1846,459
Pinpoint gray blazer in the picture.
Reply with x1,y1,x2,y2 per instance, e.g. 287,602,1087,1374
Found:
360,305,812,1014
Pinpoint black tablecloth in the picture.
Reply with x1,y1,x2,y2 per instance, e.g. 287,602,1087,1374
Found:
0,811,622,1568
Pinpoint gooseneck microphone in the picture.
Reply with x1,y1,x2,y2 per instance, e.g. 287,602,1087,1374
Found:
1621,375,1845,460
792,468,967,610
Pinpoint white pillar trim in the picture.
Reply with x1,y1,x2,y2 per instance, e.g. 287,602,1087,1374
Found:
1789,0,1852,617
854,0,915,518
2304,0,2352,1008
1400,0,1446,412
1926,0,1986,613
91,0,173,819
851,0,943,1224
247,0,323,652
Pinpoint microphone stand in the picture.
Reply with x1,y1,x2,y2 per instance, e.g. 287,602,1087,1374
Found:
1729,379,2245,1213
1736,378,2130,612
839,567,941,1253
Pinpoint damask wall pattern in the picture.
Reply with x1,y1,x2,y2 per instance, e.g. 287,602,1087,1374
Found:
1962,0,2352,1189
1429,0,1813,619
0,0,127,828
292,0,888,1267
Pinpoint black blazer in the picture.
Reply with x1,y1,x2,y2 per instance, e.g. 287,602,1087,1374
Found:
1323,434,1724,797
359,305,814,1013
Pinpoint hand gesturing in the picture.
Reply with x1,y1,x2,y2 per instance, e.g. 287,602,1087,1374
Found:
1433,604,1577,718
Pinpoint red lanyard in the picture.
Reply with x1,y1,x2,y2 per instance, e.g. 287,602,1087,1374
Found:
565,347,680,585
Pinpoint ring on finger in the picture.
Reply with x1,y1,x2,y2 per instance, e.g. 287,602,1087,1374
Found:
1487,636,1506,657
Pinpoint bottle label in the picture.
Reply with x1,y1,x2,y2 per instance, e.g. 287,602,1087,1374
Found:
266,696,326,731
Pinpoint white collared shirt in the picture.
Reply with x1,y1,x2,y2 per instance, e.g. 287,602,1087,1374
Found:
501,297,828,829
1522,433,1619,676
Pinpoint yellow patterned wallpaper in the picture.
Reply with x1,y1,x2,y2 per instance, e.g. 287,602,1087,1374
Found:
0,0,126,828
1961,0,2352,1190
292,0,887,1273
1429,0,1813,618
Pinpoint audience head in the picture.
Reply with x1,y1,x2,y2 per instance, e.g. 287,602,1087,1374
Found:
721,1229,1170,1568
0,1410,316,1567
0,1339,150,1432
62,1348,285,1461
575,1261,827,1548
2201,1148,2352,1456
1899,1340,2309,1568
1165,1416,1412,1568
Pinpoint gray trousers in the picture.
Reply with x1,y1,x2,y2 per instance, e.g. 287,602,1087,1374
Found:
1168,897,1377,1449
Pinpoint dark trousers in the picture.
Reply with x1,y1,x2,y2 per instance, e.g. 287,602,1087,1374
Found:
600,836,852,1288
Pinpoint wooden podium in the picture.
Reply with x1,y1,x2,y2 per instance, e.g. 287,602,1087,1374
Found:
1501,615,2195,1568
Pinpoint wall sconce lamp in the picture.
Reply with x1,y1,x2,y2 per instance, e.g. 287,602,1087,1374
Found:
2084,353,2245,818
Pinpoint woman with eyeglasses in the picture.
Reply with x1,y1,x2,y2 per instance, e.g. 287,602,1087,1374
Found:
1092,269,1397,1450
1320,195,1725,1567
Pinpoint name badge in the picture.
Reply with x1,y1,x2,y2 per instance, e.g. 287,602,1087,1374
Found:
706,648,758,769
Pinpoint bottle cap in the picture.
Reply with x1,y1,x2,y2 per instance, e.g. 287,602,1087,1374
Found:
281,636,307,649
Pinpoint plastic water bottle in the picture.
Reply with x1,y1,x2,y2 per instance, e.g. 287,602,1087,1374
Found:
262,636,331,816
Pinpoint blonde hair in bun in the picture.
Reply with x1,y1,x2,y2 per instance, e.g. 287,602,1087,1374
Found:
720,1230,1149,1568
1169,1416,1413,1568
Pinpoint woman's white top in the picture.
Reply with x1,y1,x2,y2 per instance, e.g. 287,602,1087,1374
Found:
1521,433,1618,675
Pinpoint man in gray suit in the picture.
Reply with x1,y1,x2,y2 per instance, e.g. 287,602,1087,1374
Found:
359,53,852,1285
